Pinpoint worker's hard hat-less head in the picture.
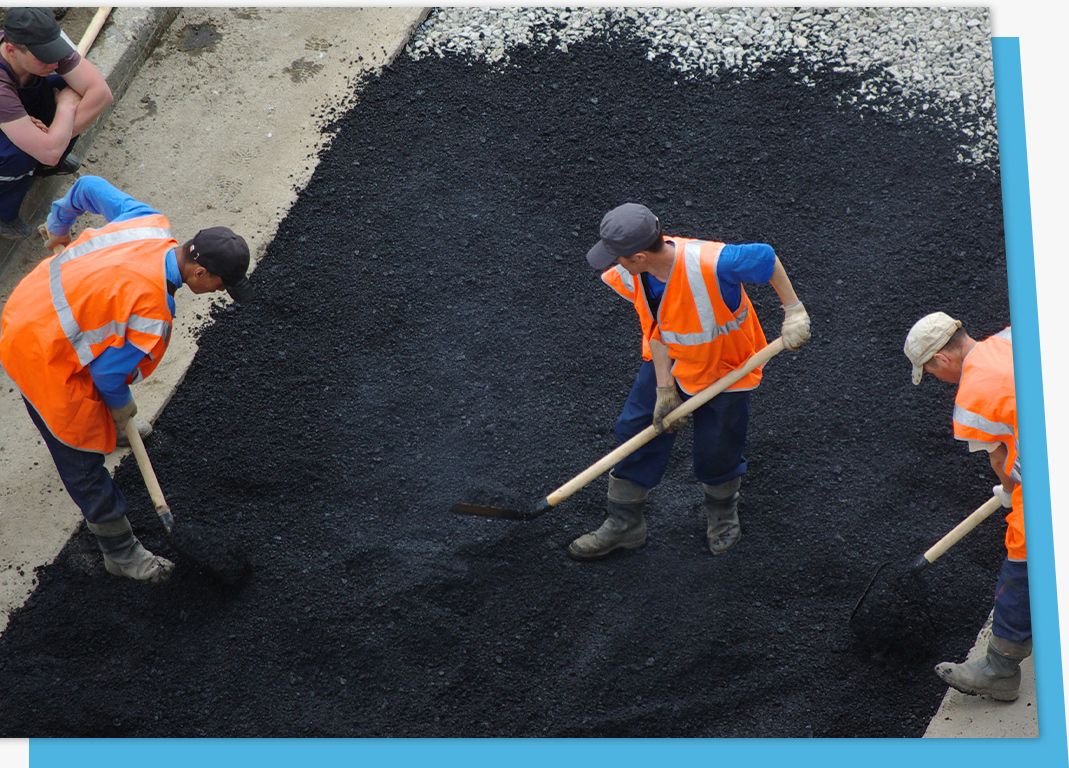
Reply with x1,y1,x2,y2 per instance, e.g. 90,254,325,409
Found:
2,8,75,64
188,227,253,304
586,203,662,270
904,311,962,385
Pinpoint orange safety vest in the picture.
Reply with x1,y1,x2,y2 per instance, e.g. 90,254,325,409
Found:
601,236,768,395
0,214,177,454
951,327,1025,560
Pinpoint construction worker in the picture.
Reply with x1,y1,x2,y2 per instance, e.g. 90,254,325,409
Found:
0,7,113,239
570,202,810,560
904,312,1029,701
0,175,252,582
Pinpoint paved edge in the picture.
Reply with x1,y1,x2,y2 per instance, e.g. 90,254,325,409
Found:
0,8,180,281
924,611,1038,737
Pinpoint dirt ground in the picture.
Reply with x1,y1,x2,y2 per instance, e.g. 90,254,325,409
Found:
0,23,1011,736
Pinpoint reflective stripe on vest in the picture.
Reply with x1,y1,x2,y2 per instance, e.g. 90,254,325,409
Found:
49,226,174,365
951,404,1015,438
659,242,749,346
997,327,1012,341
613,265,634,294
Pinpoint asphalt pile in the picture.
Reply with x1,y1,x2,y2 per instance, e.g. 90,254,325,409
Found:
0,34,1008,737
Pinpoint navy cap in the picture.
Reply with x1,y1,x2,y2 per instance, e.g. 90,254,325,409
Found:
189,227,253,304
585,203,661,270
3,8,76,64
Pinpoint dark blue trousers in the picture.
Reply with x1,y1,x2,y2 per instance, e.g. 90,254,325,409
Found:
612,361,750,490
0,72,73,222
992,558,1031,643
24,398,128,524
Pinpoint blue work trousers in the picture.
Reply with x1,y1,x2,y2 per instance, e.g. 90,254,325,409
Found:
24,397,128,524
992,558,1031,644
611,361,750,490
0,72,72,221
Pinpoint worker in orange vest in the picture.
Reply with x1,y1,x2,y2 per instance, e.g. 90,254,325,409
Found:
570,203,810,560
905,312,1029,700
0,175,252,582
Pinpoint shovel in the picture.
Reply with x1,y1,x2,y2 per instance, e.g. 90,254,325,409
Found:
850,494,1003,624
452,337,786,520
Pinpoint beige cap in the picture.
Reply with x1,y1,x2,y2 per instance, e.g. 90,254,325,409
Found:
904,312,962,385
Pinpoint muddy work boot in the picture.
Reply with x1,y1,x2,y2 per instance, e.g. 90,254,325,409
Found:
568,474,648,560
935,635,1032,701
87,516,174,583
703,477,741,555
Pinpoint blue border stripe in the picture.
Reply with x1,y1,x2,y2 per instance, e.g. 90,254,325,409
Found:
994,36,1064,747
27,36,1066,768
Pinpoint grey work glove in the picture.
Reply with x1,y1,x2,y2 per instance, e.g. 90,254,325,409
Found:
653,385,686,434
781,301,811,350
110,399,138,432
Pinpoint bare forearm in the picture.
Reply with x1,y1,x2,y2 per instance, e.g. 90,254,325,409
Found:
71,87,112,135
769,256,800,307
650,338,674,387
990,445,1016,491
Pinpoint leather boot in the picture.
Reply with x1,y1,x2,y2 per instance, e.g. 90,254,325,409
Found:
703,477,741,555
935,634,1032,701
87,516,174,583
568,474,648,560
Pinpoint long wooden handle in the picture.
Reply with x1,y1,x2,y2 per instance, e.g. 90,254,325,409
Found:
124,419,170,515
922,495,1002,565
545,337,787,507
77,7,113,56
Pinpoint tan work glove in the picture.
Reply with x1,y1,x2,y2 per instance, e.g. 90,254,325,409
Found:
38,224,72,252
653,385,686,434
110,399,138,432
781,301,811,350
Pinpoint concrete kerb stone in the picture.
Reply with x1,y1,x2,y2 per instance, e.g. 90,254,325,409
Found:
0,7,179,280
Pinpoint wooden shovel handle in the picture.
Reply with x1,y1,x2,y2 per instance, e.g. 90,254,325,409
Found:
545,337,787,507
78,7,113,56
921,495,1002,565
124,419,171,516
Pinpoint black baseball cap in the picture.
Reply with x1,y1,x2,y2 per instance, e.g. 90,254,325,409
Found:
585,203,662,270
188,227,253,304
3,8,76,64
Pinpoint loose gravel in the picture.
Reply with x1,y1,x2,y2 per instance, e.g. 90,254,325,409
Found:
410,7,996,167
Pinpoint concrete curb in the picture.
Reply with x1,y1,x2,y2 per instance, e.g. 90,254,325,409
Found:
0,7,178,279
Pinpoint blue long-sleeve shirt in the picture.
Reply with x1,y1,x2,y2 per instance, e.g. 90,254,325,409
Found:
50,176,182,408
645,242,777,310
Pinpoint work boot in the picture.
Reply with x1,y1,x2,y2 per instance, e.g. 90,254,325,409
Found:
935,634,1032,701
703,477,741,555
0,216,31,240
35,152,81,178
114,416,153,449
568,474,648,560
87,516,174,583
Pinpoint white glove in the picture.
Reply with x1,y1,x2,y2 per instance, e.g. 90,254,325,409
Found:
781,301,811,350
653,385,687,434
993,484,1013,509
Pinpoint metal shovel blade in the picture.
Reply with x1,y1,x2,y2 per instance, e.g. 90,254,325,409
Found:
450,498,551,521
849,560,892,625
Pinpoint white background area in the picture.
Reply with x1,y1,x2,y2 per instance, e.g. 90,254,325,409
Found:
0,2,1066,767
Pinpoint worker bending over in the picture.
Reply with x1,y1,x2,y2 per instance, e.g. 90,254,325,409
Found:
0,176,252,582
570,202,810,560
905,312,1029,700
